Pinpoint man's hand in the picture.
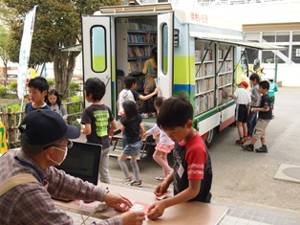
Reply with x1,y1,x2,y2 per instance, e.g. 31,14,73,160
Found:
154,87,160,94
154,181,169,197
103,193,132,212
120,211,145,225
147,201,167,220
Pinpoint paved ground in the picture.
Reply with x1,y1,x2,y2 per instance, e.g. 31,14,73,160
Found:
75,87,300,223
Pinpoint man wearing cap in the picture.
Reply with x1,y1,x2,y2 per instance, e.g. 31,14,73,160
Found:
225,81,251,146
0,109,145,225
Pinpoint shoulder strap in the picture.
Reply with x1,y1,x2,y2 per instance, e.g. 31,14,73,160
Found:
0,174,41,196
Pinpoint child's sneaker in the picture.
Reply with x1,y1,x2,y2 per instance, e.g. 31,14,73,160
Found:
255,146,268,153
155,175,166,181
242,144,254,152
122,177,132,184
235,140,246,146
151,112,157,118
131,180,142,187
142,113,149,119
245,135,252,140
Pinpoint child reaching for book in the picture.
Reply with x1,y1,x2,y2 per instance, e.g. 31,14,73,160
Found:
118,101,145,187
142,47,157,118
46,89,68,121
143,97,174,181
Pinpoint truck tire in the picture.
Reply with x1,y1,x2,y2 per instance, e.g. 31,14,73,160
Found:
205,129,215,148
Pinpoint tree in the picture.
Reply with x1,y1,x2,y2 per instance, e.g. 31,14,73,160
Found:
3,0,122,98
0,26,9,86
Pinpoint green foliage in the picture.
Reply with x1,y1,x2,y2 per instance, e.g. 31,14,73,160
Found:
0,85,8,97
68,82,81,97
0,25,9,67
47,79,54,88
9,81,17,93
4,103,21,112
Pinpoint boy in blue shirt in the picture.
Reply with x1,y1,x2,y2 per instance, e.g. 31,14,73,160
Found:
25,77,50,115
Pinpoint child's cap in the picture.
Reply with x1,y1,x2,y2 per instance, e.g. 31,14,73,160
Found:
239,81,248,88
19,109,80,145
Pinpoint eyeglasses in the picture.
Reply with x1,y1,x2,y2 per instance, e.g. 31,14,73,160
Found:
60,140,73,149
44,140,73,150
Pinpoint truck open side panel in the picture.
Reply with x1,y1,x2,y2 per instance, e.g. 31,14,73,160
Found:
157,12,174,98
82,16,112,108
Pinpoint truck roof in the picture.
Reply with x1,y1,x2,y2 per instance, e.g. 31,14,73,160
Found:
95,3,242,32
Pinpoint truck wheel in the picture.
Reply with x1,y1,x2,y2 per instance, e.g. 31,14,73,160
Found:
205,129,215,148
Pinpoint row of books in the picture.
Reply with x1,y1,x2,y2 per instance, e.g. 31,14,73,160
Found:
127,33,157,44
218,73,232,87
128,59,146,73
195,63,214,77
195,49,213,62
128,34,149,43
127,46,151,58
127,22,157,32
218,86,232,106
195,92,215,115
196,77,214,94
195,50,202,62
218,49,233,59
219,61,233,73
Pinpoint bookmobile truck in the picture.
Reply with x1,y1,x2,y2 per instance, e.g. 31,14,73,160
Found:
81,3,280,158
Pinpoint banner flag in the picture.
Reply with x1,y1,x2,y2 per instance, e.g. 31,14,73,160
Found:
17,6,37,99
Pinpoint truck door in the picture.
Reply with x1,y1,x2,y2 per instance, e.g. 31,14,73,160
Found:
82,16,111,108
157,13,174,98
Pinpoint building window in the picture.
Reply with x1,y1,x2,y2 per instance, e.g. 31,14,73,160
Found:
291,45,300,63
263,32,275,42
262,51,274,63
277,45,289,64
276,32,289,42
245,48,258,65
292,31,300,42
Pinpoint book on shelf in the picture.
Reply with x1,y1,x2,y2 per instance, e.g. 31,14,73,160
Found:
204,63,213,76
127,22,157,32
128,46,150,58
195,50,201,62
219,73,232,86
195,65,202,78
219,61,232,73
218,86,232,105
218,50,224,59
195,92,215,114
196,77,214,94
128,34,148,44
128,59,146,73
204,49,213,61
150,34,157,43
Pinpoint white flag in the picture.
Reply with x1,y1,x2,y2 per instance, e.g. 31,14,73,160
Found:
17,6,37,99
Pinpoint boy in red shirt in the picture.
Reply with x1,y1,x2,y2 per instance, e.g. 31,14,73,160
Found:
147,96,212,220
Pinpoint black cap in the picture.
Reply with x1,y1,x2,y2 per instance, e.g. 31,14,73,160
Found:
19,109,80,145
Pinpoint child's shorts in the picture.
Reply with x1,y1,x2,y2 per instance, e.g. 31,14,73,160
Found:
235,104,248,123
252,118,270,139
144,78,156,92
123,141,143,157
155,143,174,153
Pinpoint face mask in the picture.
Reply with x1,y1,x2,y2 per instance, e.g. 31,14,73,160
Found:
50,146,68,166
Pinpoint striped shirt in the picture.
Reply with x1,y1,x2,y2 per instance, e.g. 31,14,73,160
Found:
0,149,122,225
